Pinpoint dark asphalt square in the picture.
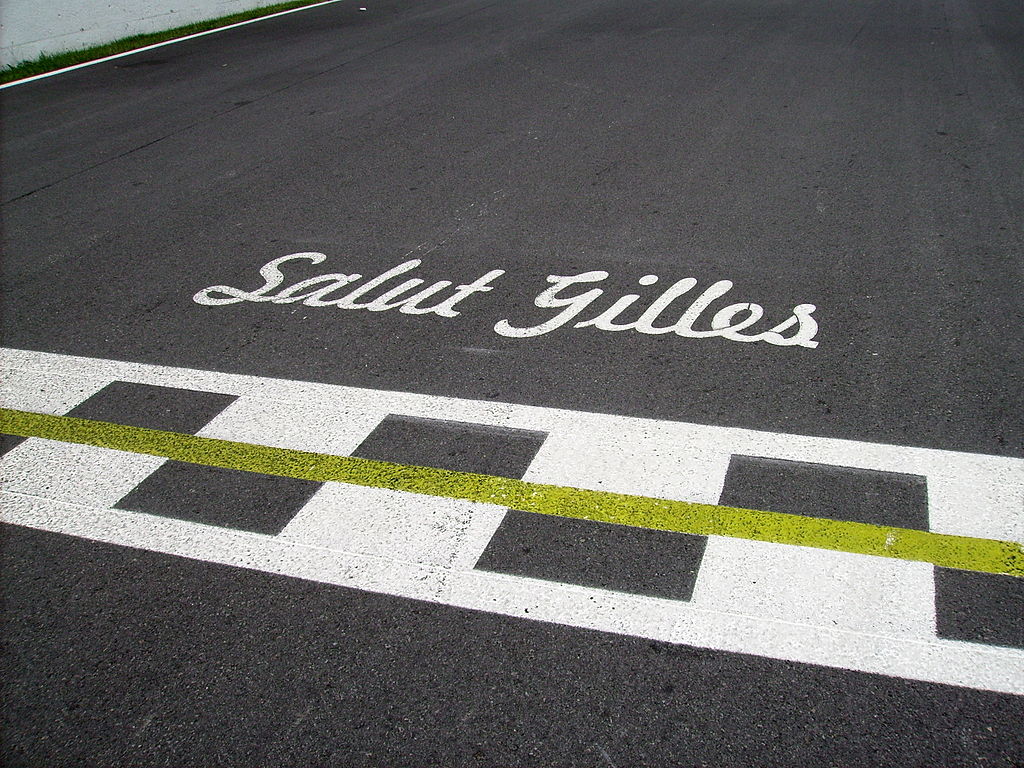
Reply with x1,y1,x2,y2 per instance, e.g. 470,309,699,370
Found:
934,567,1024,649
67,381,237,435
113,461,322,535
0,434,25,455
719,455,929,530
352,414,546,479
475,509,708,601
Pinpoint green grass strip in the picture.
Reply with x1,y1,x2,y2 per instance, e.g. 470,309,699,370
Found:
2,406,1022,578
1,0,335,84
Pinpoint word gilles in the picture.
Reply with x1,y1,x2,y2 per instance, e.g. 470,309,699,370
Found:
193,253,819,349
497,271,818,347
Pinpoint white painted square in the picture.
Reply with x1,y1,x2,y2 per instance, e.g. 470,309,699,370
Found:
0,368,108,415
197,395,389,457
524,423,733,505
0,439,165,509
927,472,1024,544
691,536,936,638
279,482,507,571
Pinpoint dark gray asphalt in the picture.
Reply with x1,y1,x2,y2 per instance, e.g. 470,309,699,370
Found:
3,525,1023,767
3,0,1022,455
2,0,1023,763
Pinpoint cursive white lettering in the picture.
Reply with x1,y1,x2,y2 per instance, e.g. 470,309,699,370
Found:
493,271,608,338
194,254,820,350
192,252,326,305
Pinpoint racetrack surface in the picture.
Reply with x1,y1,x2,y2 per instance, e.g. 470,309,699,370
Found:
2,0,1022,764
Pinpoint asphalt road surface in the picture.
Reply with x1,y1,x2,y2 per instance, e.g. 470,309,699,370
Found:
2,0,1023,765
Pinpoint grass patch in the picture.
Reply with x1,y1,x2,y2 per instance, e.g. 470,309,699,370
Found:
1,0,336,85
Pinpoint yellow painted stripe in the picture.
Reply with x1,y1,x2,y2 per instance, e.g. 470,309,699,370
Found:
1,407,1022,578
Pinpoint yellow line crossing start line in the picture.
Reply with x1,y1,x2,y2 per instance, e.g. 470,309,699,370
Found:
2,407,1021,579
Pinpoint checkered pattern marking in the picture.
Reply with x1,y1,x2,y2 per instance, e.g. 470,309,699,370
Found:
1,347,1022,694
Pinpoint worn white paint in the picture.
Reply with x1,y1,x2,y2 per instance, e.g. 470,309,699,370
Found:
0,0,339,70
1,346,1022,693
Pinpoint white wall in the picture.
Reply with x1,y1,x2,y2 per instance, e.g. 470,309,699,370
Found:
1,0,290,68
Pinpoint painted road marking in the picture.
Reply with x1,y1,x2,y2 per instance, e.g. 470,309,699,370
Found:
2,407,1021,578
0,0,343,91
1,347,1023,694
193,252,821,349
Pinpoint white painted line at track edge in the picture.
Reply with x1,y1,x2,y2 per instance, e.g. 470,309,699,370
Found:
0,0,343,90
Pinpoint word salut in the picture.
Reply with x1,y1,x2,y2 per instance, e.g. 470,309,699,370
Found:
194,253,819,349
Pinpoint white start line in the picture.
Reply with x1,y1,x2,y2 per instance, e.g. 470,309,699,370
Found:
1,346,1022,694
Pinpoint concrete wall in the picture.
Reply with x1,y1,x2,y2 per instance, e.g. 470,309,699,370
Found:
1,0,288,68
